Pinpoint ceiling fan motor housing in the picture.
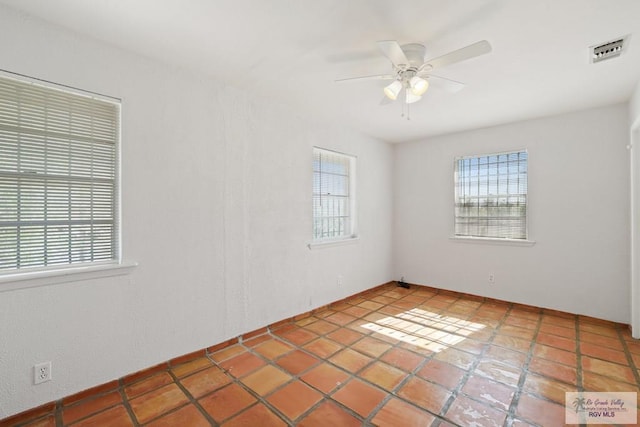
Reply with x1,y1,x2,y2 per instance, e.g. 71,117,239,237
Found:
401,43,427,69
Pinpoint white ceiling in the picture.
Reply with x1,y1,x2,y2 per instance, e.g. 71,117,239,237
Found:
3,0,640,143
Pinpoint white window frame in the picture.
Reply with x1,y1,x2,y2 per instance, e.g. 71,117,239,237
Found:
0,71,135,291
311,147,357,246
453,149,531,243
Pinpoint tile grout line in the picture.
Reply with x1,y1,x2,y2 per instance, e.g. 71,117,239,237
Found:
306,287,464,424
327,287,439,423
435,295,513,425
215,325,406,425
47,386,125,427
359,288,467,423
575,316,586,427
614,324,640,420
244,334,361,426
361,288,454,425
503,306,543,427
432,298,501,422
213,295,397,424
165,365,222,427
209,339,298,426
436,300,492,422
117,379,142,427
119,361,223,426
575,315,584,393
424,296,507,426
616,326,640,387
304,286,420,419
54,400,63,427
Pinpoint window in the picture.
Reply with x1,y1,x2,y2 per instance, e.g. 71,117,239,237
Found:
312,147,356,241
0,74,120,274
454,150,528,239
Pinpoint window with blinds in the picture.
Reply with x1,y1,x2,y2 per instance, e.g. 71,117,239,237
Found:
454,150,528,239
0,74,120,273
312,147,356,241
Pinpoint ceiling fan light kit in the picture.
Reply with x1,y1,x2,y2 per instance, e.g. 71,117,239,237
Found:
383,80,403,100
409,76,429,96
383,75,428,101
405,91,421,104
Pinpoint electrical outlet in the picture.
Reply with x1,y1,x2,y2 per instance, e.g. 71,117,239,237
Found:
34,361,52,385
488,274,495,284
337,275,343,286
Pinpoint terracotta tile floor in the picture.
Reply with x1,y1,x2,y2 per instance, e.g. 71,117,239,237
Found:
6,283,640,426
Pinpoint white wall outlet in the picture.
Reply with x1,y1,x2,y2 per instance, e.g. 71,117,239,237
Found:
34,361,52,385
488,274,495,284
337,275,343,286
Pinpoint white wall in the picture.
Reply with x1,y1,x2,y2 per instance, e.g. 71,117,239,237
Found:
630,80,640,128
394,104,630,323
0,7,393,418
629,80,640,336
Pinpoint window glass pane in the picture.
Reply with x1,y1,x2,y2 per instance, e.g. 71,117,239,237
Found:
312,148,355,240
0,74,119,273
454,150,527,239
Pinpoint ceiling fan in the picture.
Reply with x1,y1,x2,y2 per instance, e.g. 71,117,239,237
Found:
336,40,492,105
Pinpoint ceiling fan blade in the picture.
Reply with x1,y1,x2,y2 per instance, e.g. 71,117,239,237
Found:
335,74,394,83
422,40,492,71
422,73,466,93
377,40,410,68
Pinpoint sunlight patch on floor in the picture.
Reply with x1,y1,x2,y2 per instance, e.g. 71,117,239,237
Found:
361,308,485,353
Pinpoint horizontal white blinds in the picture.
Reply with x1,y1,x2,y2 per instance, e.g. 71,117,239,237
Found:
313,148,353,240
0,76,119,272
454,151,528,239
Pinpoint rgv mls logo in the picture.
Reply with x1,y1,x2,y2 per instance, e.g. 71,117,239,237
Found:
566,392,637,424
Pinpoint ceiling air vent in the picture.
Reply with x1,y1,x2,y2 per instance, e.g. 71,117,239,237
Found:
590,36,629,63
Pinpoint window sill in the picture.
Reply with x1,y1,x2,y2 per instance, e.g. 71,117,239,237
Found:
450,236,536,247
308,237,359,250
0,261,138,293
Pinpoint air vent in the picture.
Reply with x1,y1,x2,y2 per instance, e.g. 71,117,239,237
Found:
590,36,629,63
